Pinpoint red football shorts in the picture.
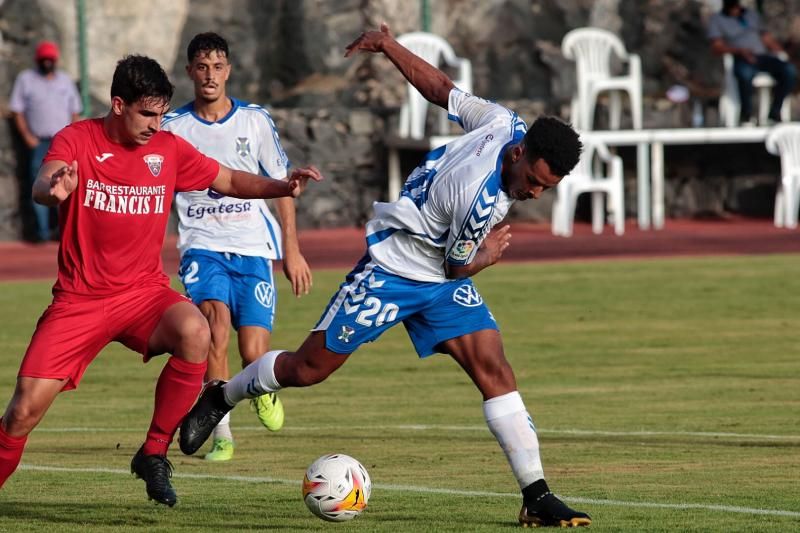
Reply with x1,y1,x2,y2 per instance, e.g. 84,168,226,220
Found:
19,284,190,390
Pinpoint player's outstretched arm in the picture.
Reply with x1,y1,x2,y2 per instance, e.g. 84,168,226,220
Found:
210,164,323,199
445,225,511,279
33,160,79,206
345,22,454,110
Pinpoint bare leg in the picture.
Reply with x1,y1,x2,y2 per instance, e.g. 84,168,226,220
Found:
238,325,271,366
143,301,210,454
2,377,67,437
147,301,210,364
0,377,66,487
179,331,349,455
439,328,517,400
273,331,349,387
441,328,590,526
199,300,232,380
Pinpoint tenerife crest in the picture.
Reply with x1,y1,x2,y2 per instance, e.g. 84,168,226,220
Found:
236,137,251,157
338,325,355,343
143,154,164,177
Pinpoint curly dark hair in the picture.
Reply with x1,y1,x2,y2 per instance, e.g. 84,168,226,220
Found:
187,32,230,63
522,116,582,177
110,55,173,105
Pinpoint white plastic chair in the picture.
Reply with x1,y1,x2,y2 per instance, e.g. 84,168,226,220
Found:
561,27,643,131
396,32,472,139
765,124,800,228
551,136,625,237
719,53,791,127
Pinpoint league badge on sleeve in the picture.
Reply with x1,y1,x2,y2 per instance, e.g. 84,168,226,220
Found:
143,154,164,177
449,239,476,261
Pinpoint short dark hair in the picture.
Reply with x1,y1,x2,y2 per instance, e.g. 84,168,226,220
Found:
110,55,173,105
187,32,230,63
522,116,582,177
722,0,741,13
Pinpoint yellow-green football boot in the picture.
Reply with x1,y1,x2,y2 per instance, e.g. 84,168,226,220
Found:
250,392,284,431
204,437,234,462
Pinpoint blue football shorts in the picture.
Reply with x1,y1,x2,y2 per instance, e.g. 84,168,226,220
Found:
179,249,276,331
313,256,498,356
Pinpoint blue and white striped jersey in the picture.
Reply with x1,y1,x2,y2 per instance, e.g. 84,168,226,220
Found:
366,89,526,282
162,98,289,259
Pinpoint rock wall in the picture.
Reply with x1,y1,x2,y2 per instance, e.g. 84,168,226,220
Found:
1,0,799,239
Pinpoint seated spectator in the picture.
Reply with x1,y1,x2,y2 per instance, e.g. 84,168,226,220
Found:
708,0,796,125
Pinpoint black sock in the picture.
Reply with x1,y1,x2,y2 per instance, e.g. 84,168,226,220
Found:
522,479,551,504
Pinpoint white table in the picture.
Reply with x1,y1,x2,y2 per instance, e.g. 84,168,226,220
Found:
590,127,771,229
387,127,772,230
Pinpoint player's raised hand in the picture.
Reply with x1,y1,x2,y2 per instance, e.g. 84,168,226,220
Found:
49,160,79,201
344,22,393,57
479,225,512,265
287,165,323,198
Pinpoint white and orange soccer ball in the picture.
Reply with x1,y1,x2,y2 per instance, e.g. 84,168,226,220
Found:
302,453,371,522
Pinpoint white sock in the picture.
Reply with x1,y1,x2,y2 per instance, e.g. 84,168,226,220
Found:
212,412,233,441
483,391,545,489
223,350,284,405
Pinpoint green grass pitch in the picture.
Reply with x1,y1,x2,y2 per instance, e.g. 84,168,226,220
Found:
0,255,798,531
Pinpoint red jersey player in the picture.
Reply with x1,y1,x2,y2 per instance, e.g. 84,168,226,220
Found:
0,55,321,506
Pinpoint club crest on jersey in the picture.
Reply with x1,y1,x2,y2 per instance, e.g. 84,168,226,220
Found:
236,137,251,157
449,239,476,261
143,154,164,177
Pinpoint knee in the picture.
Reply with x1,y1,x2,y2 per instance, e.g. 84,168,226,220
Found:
240,346,264,367
3,402,43,437
176,316,211,360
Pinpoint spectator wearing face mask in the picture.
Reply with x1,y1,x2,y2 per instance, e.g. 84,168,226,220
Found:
9,41,82,242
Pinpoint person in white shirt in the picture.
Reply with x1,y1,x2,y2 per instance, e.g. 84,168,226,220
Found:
180,25,590,527
163,32,312,461
9,41,82,241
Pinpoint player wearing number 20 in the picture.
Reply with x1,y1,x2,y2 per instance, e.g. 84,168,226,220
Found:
181,25,591,527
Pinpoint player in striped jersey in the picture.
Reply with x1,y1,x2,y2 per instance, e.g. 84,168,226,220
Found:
163,33,312,461
182,25,591,527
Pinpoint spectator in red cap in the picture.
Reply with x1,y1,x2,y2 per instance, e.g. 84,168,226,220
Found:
10,40,82,242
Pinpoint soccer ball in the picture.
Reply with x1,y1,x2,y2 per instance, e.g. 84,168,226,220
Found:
302,453,371,522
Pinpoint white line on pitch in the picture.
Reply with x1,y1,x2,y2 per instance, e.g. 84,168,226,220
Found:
17,464,800,518
31,425,800,441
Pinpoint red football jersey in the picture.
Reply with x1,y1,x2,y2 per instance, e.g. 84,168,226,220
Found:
44,118,220,298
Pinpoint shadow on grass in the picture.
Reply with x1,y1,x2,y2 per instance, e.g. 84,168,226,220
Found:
0,501,313,531
545,435,800,449
0,502,161,528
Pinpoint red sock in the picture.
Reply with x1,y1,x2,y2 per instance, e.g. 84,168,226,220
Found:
142,357,207,456
0,420,28,488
